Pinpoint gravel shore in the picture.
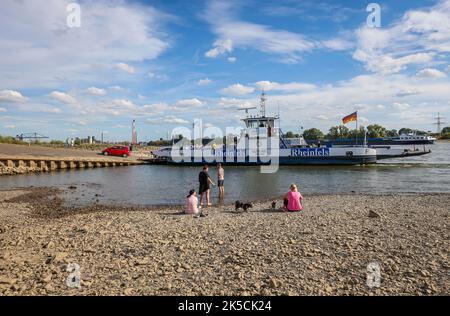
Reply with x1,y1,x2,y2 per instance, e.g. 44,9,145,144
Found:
0,188,448,296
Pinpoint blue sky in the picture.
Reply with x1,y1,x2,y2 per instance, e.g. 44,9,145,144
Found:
0,0,449,142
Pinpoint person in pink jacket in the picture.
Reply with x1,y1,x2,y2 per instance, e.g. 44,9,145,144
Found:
186,189,199,215
283,183,303,212
185,189,207,217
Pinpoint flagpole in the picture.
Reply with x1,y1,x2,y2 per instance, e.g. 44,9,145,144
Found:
355,111,358,146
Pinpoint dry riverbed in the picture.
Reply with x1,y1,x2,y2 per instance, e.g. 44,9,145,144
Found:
0,188,448,296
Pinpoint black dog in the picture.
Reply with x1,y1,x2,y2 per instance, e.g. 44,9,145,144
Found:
235,201,253,212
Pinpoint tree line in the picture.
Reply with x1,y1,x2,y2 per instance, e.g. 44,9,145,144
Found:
283,125,450,140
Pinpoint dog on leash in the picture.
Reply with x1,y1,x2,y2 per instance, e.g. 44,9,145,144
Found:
235,201,253,212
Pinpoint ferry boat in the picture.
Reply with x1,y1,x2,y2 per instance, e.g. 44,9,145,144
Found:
151,93,378,166
307,134,436,146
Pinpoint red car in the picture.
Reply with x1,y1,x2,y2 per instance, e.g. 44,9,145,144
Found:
102,146,131,158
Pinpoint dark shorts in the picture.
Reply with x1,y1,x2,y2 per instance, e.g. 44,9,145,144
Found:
218,180,224,187
199,184,210,194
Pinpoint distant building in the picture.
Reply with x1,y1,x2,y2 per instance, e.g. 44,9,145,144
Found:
132,120,138,145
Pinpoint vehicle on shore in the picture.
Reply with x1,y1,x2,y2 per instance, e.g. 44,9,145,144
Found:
102,146,131,158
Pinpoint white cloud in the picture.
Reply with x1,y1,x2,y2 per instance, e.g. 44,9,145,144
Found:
4,124,16,129
218,97,254,109
0,107,7,112
86,87,106,96
320,38,354,51
448,65,450,72
49,91,76,104
228,57,237,63
116,63,135,74
392,102,411,110
416,68,447,79
221,83,255,96
164,115,189,124
40,107,62,114
109,86,126,92
205,38,233,58
198,78,212,86
142,103,170,112
175,98,203,107
111,99,135,109
148,72,169,81
0,0,170,89
353,1,450,74
204,1,314,62
0,90,27,103
255,81,317,92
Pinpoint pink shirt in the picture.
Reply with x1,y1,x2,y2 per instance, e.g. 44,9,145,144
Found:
185,195,199,215
287,191,303,211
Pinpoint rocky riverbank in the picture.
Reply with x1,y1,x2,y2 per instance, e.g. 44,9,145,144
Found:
0,188,448,296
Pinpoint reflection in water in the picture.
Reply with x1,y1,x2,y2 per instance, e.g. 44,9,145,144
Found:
0,142,449,206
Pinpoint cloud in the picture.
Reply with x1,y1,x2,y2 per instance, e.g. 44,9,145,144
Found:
0,90,27,103
39,107,62,114
142,103,170,112
205,38,233,58
49,91,76,104
353,1,450,74
116,63,135,74
175,98,203,107
227,57,237,63
255,81,317,92
416,68,447,79
0,0,171,89
4,124,16,129
392,102,411,110
320,38,354,51
164,115,189,124
221,83,255,96
203,1,315,62
86,87,106,96
197,78,212,86
0,107,7,112
148,72,169,81
109,86,126,92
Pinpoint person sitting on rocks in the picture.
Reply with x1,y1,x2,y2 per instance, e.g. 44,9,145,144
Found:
185,189,207,218
283,183,303,212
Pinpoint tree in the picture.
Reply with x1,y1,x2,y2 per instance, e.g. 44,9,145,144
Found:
398,128,413,135
366,124,387,138
303,128,324,140
326,125,350,139
284,131,300,138
442,126,450,134
386,129,398,137
349,126,366,138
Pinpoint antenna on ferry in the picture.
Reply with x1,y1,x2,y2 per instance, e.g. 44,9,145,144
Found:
260,89,267,117
238,106,257,116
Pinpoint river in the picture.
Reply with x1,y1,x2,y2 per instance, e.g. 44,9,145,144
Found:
0,142,449,206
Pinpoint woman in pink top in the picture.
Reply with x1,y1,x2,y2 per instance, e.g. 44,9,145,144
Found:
283,184,303,212
185,189,199,215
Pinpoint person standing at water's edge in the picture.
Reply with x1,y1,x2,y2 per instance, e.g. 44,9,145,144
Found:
199,165,215,206
217,163,225,198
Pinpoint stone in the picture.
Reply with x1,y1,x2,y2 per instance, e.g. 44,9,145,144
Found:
124,288,133,295
269,277,282,288
368,210,381,218
43,241,55,249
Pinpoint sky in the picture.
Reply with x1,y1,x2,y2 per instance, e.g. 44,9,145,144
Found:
0,0,449,142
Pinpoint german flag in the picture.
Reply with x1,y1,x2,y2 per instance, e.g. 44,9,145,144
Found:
342,111,358,124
